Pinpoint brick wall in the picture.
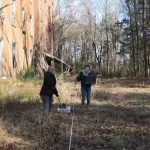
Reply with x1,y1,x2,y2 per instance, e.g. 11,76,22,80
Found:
0,0,54,77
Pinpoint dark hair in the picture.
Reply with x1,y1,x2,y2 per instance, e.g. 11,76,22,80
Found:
84,64,90,70
45,56,52,65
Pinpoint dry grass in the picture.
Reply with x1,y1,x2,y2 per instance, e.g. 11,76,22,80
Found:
0,77,150,150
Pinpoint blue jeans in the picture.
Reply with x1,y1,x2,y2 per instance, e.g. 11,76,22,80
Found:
41,95,52,125
81,86,91,105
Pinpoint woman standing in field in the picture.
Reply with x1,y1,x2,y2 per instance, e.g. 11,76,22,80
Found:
76,64,93,111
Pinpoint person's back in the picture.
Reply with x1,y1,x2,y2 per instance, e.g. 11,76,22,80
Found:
40,65,58,126
40,71,56,97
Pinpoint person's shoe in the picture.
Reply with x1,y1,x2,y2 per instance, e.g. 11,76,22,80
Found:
81,105,84,112
87,105,91,112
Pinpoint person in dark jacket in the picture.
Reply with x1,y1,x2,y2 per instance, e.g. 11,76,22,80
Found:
40,65,59,126
77,64,93,110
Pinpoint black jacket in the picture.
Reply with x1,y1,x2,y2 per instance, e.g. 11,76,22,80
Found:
40,71,58,97
76,71,92,87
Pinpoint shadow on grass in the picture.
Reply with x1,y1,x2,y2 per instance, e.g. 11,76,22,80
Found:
0,96,150,150
93,90,150,105
99,78,150,88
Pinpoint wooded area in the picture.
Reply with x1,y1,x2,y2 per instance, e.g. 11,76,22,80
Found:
54,0,150,78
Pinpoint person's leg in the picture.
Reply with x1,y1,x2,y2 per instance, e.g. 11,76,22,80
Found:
81,86,86,105
41,95,50,126
49,96,53,112
87,86,91,105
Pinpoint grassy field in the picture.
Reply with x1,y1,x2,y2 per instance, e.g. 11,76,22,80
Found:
0,77,150,150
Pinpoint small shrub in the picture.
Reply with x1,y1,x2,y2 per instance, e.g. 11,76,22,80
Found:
18,67,37,82
114,71,122,78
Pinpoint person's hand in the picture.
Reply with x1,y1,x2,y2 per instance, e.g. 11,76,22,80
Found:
56,93,59,97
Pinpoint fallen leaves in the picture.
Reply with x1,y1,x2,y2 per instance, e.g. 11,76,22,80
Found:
0,78,150,149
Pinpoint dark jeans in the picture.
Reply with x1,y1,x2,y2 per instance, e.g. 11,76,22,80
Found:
81,86,91,105
41,95,52,125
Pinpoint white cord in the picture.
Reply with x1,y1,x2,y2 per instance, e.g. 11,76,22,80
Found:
69,107,74,150
68,82,77,150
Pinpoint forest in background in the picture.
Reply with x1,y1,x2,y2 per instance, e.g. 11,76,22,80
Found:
54,0,150,78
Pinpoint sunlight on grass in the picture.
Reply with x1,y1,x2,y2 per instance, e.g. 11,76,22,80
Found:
0,78,149,149
0,79,40,103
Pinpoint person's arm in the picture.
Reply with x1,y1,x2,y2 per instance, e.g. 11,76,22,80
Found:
53,87,59,97
52,74,59,97
76,72,82,81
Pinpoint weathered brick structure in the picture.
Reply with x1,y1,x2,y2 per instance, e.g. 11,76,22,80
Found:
0,0,54,77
